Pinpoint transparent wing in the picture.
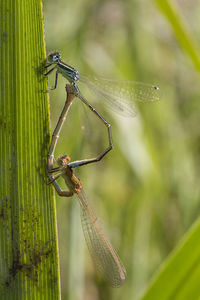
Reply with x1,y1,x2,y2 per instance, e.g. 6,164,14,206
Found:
79,74,161,117
77,189,126,287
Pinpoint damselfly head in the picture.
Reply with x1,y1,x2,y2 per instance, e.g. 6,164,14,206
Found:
48,52,61,63
57,155,70,167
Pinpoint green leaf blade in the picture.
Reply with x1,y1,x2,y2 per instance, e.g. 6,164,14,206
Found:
140,219,200,300
0,0,61,299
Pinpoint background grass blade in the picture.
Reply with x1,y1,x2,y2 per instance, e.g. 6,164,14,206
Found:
0,1,61,299
140,218,200,300
154,0,200,72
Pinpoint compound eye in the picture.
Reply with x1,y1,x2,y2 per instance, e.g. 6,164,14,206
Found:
52,55,58,62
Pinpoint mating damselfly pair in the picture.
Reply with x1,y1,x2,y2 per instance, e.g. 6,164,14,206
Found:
45,52,160,287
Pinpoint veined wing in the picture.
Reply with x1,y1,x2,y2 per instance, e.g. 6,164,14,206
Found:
79,74,161,117
77,189,126,287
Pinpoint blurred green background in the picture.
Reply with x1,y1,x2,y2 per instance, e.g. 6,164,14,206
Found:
43,0,200,299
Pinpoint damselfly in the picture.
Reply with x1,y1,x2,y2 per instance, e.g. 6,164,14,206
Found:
47,85,126,286
44,52,160,161
48,154,126,287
